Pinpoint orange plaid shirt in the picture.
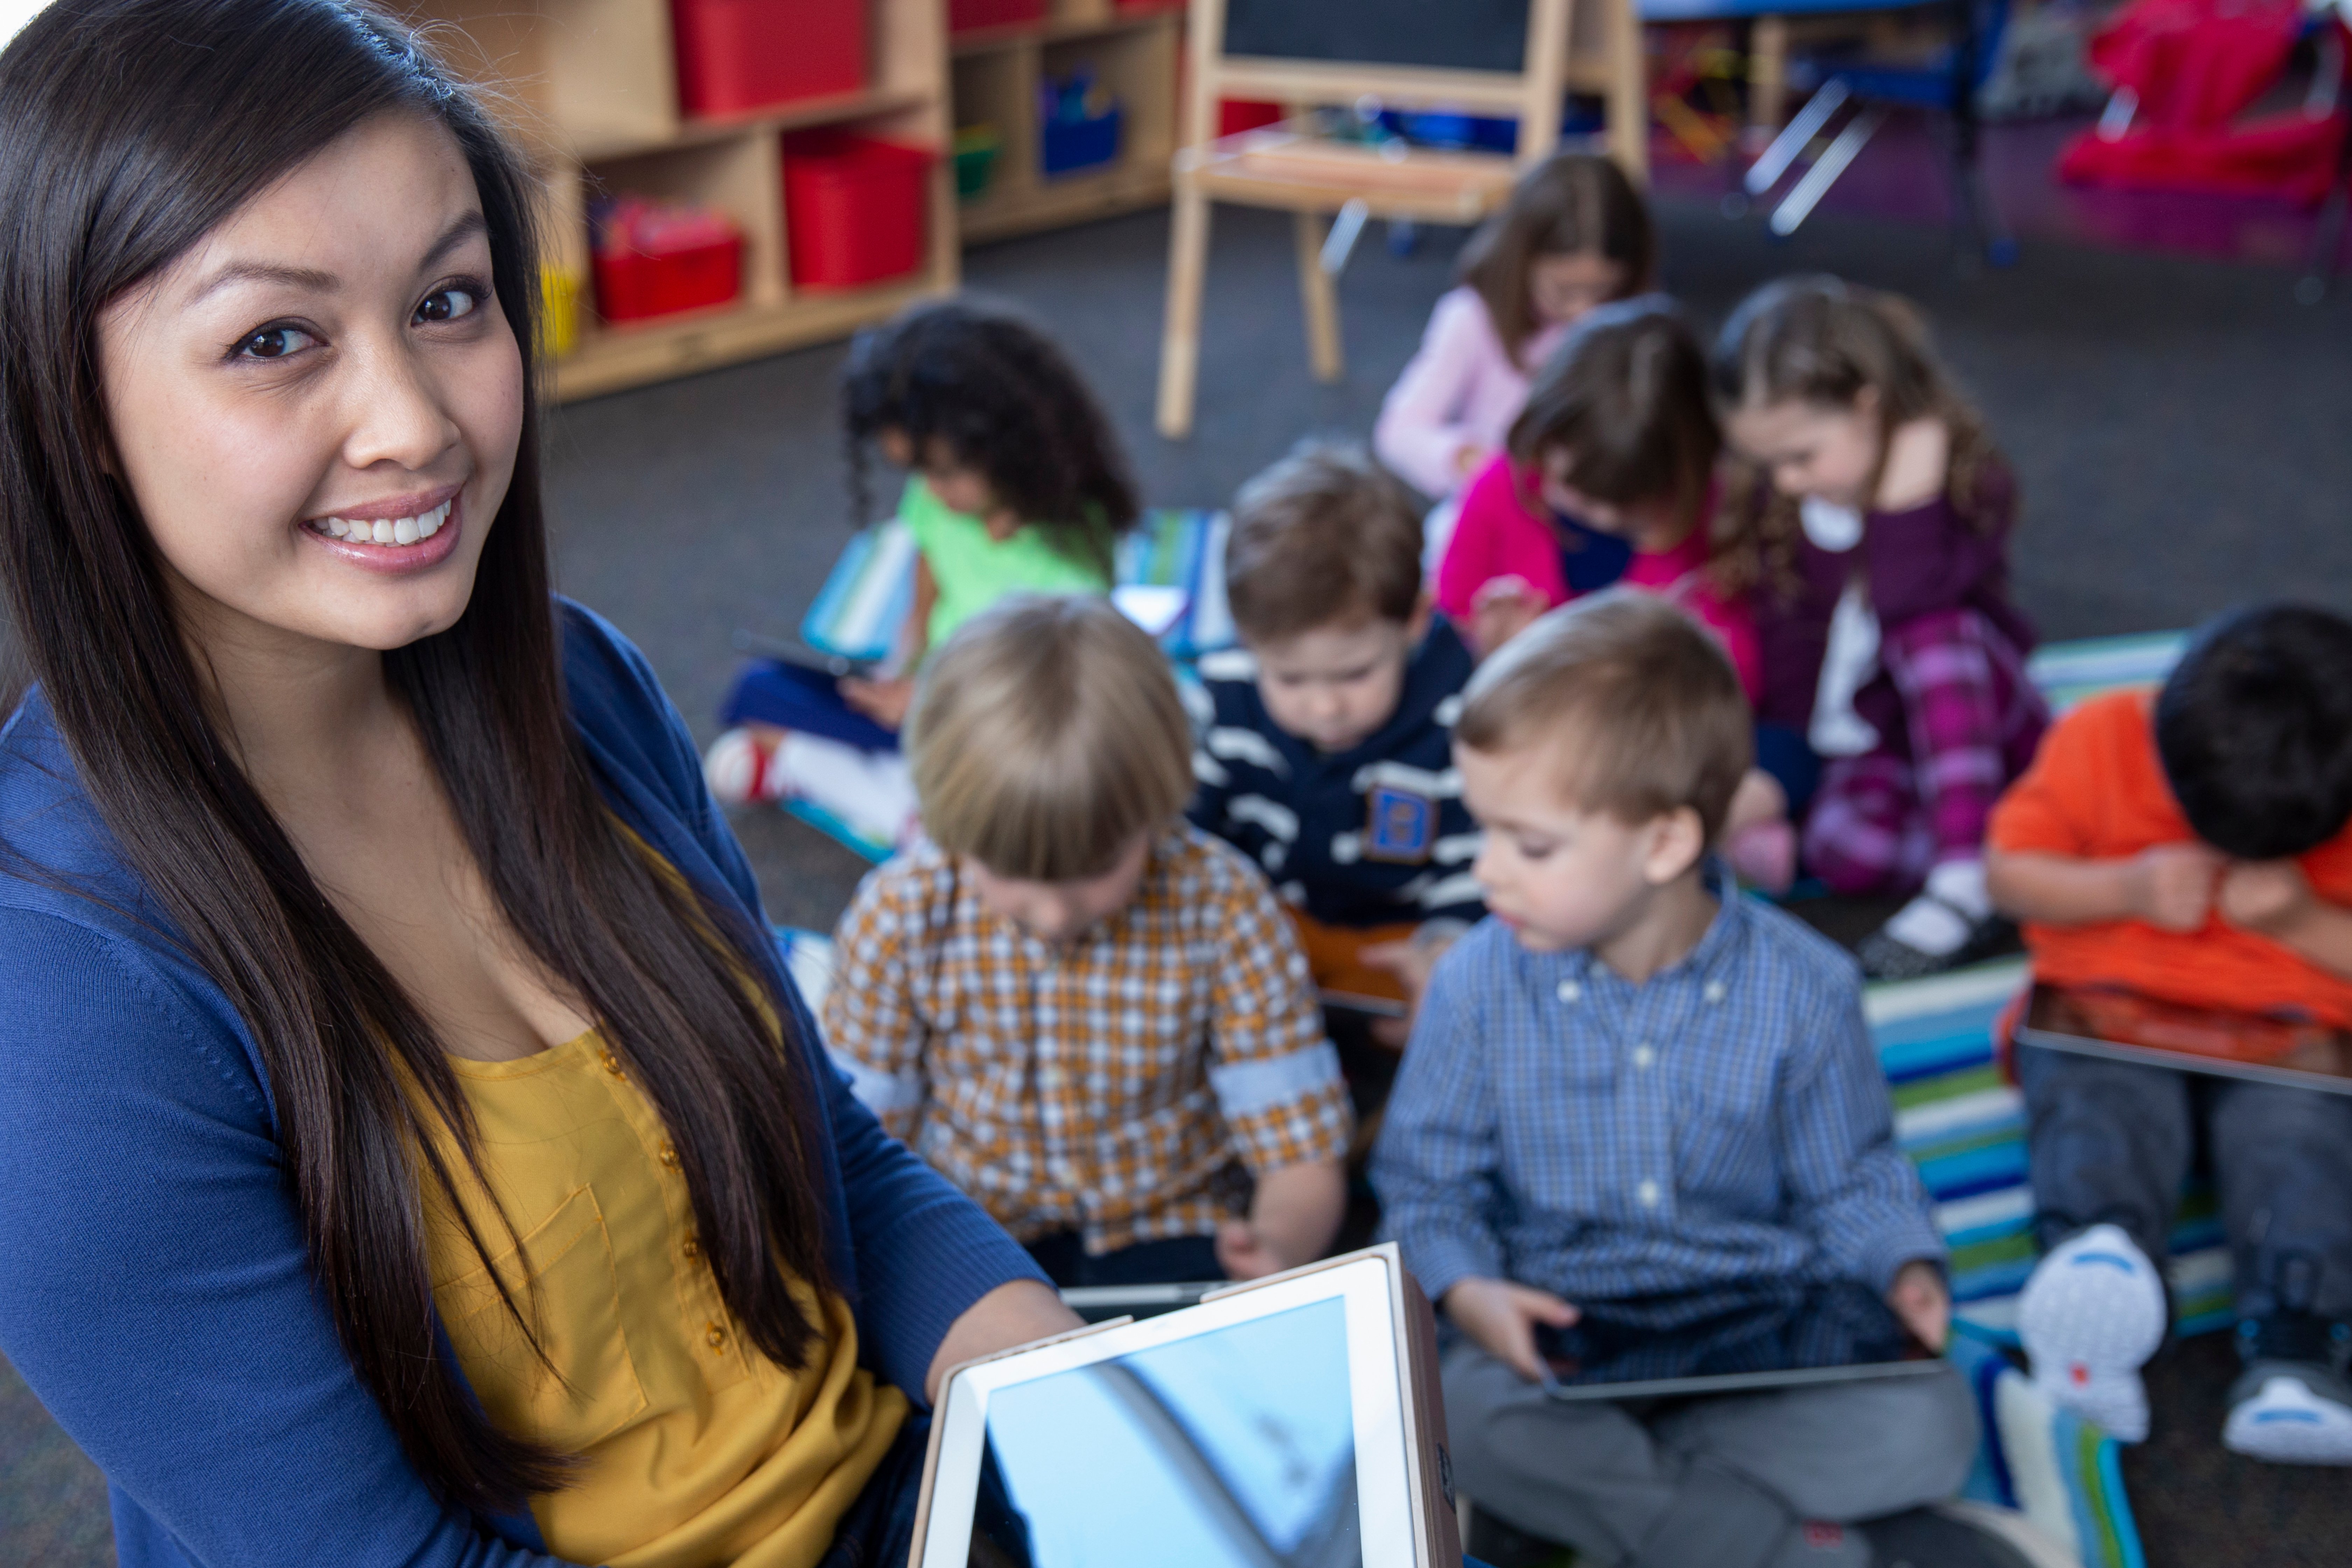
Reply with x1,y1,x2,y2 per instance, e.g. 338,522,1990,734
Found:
822,825,1353,1254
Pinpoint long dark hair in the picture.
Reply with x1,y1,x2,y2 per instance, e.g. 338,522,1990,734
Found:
842,296,1140,579
0,0,836,1513
1459,152,1654,370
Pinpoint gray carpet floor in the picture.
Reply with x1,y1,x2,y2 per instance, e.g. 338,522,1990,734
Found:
5,196,2350,1564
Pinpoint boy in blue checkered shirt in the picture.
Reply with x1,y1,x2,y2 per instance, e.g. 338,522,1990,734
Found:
1188,442,1480,1031
1373,594,1984,1568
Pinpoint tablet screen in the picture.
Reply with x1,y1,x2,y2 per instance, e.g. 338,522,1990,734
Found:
964,1296,1363,1568
1533,1279,1932,1398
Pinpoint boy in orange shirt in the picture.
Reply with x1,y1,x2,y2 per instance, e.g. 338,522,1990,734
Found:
1986,604,2352,1464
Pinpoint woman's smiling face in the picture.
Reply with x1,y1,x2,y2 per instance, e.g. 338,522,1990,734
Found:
96,111,523,658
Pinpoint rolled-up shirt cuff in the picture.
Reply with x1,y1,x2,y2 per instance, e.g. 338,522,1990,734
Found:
1394,1229,1506,1310
1858,1221,1950,1295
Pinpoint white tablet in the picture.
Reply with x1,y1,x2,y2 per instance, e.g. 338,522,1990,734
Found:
909,1244,1461,1568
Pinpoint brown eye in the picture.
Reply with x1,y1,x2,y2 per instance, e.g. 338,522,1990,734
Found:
238,324,315,359
414,286,479,324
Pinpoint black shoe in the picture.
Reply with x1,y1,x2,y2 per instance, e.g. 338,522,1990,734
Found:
1863,1505,2063,1568
1856,906,2017,982
2225,1308,2352,1464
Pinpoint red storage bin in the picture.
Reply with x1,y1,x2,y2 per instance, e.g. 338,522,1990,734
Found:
671,0,865,119
592,200,744,322
947,0,1044,34
783,132,933,289
1220,99,1285,137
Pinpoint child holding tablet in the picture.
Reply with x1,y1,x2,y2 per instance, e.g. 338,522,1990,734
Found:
705,300,1138,844
1989,604,2352,1461
824,596,1354,1289
1374,595,1981,1567
1188,442,1481,1027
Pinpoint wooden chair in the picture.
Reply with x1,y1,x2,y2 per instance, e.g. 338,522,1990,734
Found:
1154,0,1648,439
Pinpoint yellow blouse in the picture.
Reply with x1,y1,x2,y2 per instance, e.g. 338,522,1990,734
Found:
420,1031,907,1567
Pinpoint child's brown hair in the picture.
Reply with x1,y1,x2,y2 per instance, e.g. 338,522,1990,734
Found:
906,594,1193,882
1460,152,1654,370
1507,299,1738,573
1224,441,1426,644
1711,276,2008,583
1456,592,1752,842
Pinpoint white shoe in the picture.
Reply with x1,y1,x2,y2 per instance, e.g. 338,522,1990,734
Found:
2224,1372,2352,1466
704,727,782,806
2017,1223,2167,1442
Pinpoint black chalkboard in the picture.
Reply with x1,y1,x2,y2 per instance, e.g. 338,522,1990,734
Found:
1221,0,1532,75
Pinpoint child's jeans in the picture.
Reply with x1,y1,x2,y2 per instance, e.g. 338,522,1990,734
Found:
1441,1342,1977,1568
1804,607,2047,896
2017,1043,2352,1321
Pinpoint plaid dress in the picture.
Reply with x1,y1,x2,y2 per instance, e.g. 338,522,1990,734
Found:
823,825,1353,1254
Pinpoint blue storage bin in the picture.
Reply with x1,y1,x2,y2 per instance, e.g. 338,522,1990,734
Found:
1042,103,1121,176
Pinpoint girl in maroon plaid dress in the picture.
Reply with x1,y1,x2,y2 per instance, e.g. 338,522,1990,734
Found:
1714,276,2048,980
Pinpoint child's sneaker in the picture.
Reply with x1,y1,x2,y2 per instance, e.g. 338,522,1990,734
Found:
2222,1309,2352,1465
2016,1223,2168,1442
704,727,785,806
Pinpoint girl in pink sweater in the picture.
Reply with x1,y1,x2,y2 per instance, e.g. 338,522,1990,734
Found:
1373,153,1655,502
1436,299,1798,888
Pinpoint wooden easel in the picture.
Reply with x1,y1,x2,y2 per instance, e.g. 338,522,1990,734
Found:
1154,0,1648,439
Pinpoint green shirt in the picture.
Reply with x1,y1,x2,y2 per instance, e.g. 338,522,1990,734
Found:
899,477,1112,650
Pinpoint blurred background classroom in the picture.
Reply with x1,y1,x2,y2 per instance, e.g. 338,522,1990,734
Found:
2,0,2349,1561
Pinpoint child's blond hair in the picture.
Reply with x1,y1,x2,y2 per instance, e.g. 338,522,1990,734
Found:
907,594,1193,881
1456,592,1751,841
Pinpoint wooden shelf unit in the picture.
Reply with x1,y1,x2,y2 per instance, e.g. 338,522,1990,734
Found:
411,0,960,401
949,0,1183,245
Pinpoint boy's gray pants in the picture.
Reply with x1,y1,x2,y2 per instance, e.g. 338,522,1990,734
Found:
2016,1043,2352,1320
1442,1342,1978,1568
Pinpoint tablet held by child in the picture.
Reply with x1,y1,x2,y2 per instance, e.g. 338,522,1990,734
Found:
1717,275,2048,979
1373,594,1983,1567
823,596,1353,1290
1988,604,2352,1462
1188,442,1480,1026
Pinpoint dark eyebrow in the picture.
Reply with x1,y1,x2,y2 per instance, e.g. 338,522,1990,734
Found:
188,210,489,306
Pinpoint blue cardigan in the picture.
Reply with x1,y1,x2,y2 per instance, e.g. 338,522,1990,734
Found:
0,602,1044,1568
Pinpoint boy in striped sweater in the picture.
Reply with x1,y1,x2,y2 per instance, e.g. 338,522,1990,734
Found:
1188,442,1480,1037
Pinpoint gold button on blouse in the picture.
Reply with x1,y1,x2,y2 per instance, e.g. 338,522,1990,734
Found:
599,1048,625,1077
682,1235,700,1260
658,1141,680,1169
705,1322,727,1351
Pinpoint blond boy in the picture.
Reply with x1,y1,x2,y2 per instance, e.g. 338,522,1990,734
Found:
1373,594,1980,1568
824,595,1353,1287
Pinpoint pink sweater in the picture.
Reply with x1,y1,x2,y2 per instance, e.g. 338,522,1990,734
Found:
1374,287,1572,498
1435,454,1762,702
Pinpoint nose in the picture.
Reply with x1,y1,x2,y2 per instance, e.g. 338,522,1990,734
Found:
1471,835,1506,892
341,329,463,476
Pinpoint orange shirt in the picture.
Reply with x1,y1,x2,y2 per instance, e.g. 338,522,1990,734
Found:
1988,690,2352,1026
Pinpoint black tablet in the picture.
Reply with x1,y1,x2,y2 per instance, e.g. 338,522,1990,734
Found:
1533,1279,1941,1401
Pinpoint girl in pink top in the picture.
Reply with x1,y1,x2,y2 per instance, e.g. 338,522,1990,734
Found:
1373,153,1655,499
1436,299,1798,889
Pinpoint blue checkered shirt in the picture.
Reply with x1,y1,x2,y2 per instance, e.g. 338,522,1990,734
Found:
1372,877,1944,1308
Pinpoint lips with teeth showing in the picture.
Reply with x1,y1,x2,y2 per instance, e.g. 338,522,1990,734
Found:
311,498,453,547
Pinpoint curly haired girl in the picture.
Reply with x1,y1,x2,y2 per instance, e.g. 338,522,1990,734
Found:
708,298,1141,832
